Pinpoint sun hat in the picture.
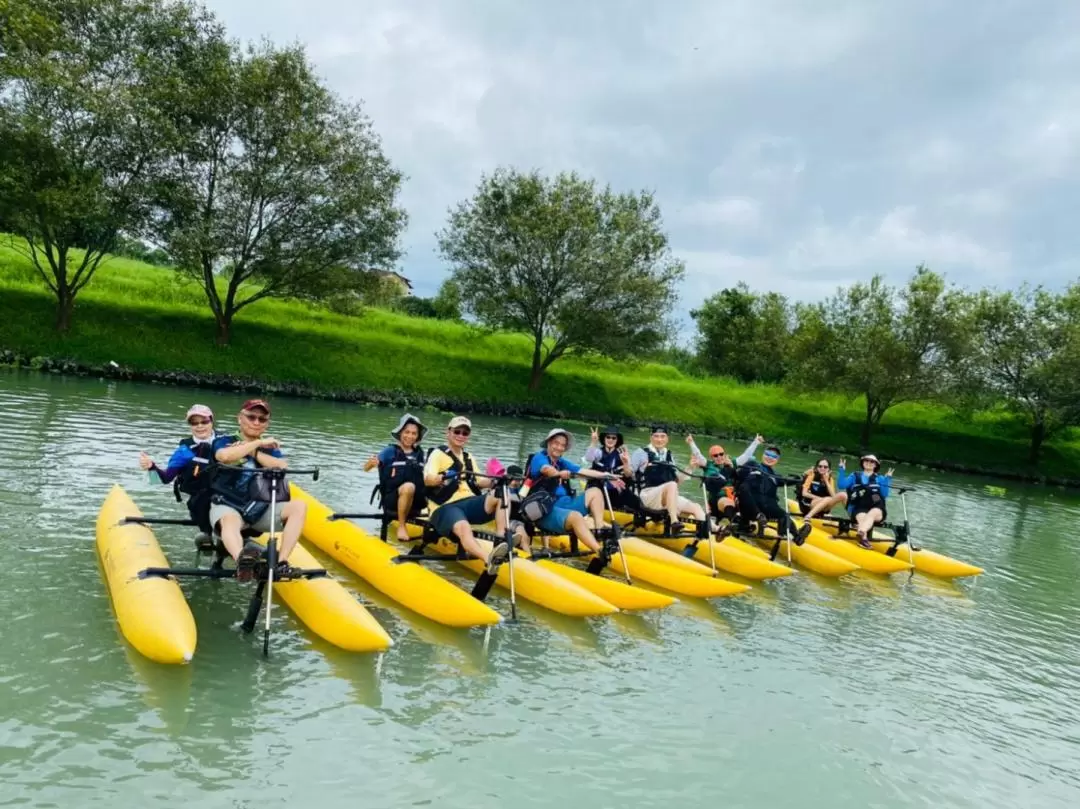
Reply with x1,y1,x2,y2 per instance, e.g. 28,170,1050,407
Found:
599,425,624,446
391,413,428,442
544,428,572,449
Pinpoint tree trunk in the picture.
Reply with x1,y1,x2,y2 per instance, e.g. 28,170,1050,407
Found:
1029,419,1046,465
860,399,874,449
215,312,232,346
55,290,74,333
528,337,544,391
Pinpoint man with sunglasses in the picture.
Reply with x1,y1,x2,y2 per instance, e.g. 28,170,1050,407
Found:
208,399,308,582
688,433,763,531
422,416,510,575
734,444,804,544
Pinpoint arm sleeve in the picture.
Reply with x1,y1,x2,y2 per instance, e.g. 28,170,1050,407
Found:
582,446,601,464
836,471,853,490
879,476,891,497
687,439,706,465
528,453,549,478
629,449,648,475
159,445,195,484
734,438,760,467
377,446,395,467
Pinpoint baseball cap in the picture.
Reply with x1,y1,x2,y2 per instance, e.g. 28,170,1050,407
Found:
241,398,271,415
448,415,472,430
186,404,214,422
650,423,670,435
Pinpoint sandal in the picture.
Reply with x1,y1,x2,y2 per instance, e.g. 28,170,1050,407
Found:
856,531,872,550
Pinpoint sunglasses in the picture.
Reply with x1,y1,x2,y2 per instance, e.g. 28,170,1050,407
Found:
711,451,726,457
188,418,212,426
451,428,471,436
763,452,781,460
817,463,830,469
242,412,269,423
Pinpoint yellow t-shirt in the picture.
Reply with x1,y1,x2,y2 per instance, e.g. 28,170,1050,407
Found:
423,446,480,510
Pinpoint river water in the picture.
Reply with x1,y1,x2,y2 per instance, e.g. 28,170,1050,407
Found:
1,369,1078,808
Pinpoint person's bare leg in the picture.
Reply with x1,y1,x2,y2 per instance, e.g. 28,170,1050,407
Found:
565,512,600,553
585,488,609,528
804,492,846,520
276,500,307,562
395,483,415,541
217,512,245,560
452,521,487,561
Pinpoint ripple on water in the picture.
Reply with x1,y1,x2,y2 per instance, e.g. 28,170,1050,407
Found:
3,371,1080,808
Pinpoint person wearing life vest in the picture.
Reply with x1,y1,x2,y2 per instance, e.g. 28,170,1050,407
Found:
138,404,218,533
628,424,706,534
581,425,639,513
836,454,894,548
687,433,763,532
364,413,428,541
524,428,616,553
734,444,804,544
209,399,308,582
792,458,847,543
422,416,510,575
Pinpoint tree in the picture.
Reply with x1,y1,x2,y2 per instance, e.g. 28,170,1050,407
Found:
788,265,971,446
431,278,463,321
149,39,406,344
0,0,221,331
437,168,684,390
691,283,792,383
966,284,1080,463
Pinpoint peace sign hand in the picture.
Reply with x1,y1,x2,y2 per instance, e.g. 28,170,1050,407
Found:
590,426,599,444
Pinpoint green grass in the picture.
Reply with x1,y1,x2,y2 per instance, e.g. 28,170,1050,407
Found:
3,240,1079,482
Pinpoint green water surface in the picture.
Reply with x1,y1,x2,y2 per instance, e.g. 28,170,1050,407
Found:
0,370,1077,808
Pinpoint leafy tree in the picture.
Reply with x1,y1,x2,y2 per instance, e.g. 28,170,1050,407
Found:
0,0,221,331
437,168,684,390
149,39,406,344
432,278,463,321
691,283,792,383
789,265,971,446
966,284,1080,463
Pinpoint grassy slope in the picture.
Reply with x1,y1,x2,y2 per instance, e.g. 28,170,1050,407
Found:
2,241,1078,480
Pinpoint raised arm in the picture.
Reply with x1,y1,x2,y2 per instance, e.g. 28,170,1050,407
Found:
734,435,763,466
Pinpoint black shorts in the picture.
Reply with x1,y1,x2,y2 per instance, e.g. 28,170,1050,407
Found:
851,504,887,524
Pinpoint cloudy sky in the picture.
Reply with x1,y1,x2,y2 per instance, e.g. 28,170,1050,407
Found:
206,0,1080,337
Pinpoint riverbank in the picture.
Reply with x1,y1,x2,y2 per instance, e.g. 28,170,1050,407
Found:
2,244,1079,486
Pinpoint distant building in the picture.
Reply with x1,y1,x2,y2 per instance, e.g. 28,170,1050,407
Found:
375,270,413,296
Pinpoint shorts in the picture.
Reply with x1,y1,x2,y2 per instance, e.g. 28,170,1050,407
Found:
639,486,696,515
429,494,493,537
209,501,285,534
850,504,887,524
536,493,588,534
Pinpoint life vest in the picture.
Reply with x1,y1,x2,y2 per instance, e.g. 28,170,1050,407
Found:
639,447,677,488
206,435,271,512
377,445,425,497
425,445,482,505
799,471,831,504
846,472,887,516
521,451,577,499
173,438,215,498
736,460,778,500
704,462,737,500
173,438,216,534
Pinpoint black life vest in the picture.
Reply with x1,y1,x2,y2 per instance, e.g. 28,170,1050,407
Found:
173,438,216,534
425,445,482,505
736,460,779,500
799,471,831,504
588,448,624,490
846,473,887,515
639,447,677,488
173,438,215,499
206,435,273,511
377,444,425,496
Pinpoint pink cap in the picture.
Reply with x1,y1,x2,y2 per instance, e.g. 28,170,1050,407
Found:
486,457,506,477
186,404,214,422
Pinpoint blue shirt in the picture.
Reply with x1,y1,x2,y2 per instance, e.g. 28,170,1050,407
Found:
212,434,284,493
837,470,891,498
528,451,580,498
